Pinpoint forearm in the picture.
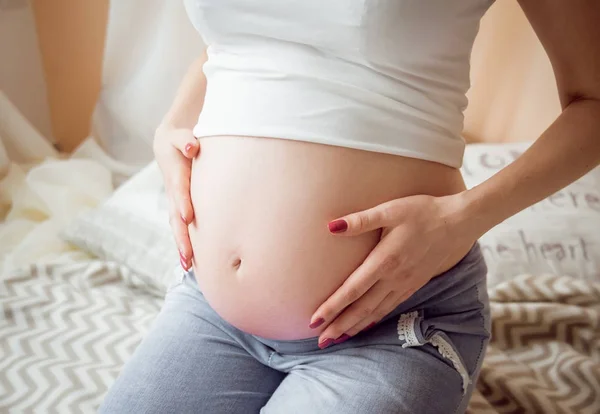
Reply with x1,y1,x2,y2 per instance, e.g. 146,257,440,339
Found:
160,48,209,130
454,98,600,239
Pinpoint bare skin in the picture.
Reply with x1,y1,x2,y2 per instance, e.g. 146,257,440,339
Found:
154,1,600,344
154,49,469,340
187,135,466,339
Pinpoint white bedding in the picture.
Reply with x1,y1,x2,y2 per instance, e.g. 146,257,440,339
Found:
0,91,138,276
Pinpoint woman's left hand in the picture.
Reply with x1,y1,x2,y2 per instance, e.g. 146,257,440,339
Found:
309,193,478,348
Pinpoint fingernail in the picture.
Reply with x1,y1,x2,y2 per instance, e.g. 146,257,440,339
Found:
185,143,194,153
309,317,325,329
333,333,351,344
179,251,190,270
318,338,334,349
328,219,348,233
362,322,376,332
181,214,188,225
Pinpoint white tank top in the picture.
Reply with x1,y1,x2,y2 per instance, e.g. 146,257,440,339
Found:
184,0,495,168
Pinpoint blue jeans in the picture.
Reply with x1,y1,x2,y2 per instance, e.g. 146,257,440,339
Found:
99,242,490,414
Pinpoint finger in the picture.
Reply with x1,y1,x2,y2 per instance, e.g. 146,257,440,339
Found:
179,191,195,225
345,290,399,336
327,199,398,236
394,279,420,305
316,282,390,347
171,159,195,225
158,137,195,268
161,142,196,225
169,129,201,159
168,195,193,269
309,239,400,329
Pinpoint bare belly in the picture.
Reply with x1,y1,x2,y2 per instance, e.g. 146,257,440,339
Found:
188,136,467,340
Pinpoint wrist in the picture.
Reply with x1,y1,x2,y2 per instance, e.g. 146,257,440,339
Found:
156,121,189,135
156,120,174,132
438,190,495,241
157,113,198,133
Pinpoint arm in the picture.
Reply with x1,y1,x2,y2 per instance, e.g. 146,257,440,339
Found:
307,1,600,343
154,48,209,269
452,0,600,239
158,48,209,130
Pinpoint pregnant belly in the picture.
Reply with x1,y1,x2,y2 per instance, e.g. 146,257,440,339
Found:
188,136,466,340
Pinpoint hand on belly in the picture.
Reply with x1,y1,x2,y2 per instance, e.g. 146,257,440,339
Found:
188,136,465,340
189,205,380,340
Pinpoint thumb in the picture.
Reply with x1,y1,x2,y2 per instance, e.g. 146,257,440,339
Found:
170,129,201,159
328,203,393,236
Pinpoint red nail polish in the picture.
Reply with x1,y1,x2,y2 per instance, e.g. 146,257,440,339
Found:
363,322,377,332
185,143,194,153
309,317,325,329
328,219,348,233
179,251,191,269
318,338,334,349
179,250,187,261
333,333,351,344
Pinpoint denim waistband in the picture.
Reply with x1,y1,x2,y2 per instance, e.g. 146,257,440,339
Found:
249,241,486,353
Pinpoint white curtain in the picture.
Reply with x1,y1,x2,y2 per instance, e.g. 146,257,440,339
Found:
92,0,205,167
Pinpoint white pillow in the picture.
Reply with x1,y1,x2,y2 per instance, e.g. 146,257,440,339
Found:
461,141,600,287
61,161,176,292
62,142,600,293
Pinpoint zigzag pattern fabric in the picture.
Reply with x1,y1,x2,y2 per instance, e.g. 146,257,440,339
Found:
2,264,599,413
468,273,600,414
1,262,162,413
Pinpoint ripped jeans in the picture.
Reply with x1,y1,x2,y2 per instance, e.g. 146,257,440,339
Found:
99,242,490,414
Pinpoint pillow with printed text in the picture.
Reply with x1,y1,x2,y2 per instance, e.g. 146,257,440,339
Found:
460,141,600,287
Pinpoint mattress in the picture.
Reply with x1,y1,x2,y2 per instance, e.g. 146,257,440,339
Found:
2,261,599,413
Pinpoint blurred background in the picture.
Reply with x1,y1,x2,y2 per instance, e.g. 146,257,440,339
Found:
1,0,560,167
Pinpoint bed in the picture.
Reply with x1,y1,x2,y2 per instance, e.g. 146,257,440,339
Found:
3,93,599,414
3,264,599,413
2,1,600,413
3,260,599,413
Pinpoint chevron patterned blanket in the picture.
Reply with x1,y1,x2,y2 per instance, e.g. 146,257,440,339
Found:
1,261,163,413
2,263,599,413
469,273,600,414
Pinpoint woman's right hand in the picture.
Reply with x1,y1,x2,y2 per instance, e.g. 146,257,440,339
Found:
153,124,200,270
